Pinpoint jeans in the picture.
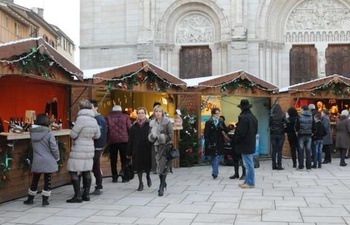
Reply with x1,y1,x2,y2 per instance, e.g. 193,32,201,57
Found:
211,155,222,177
92,150,103,189
271,134,285,167
242,154,255,186
313,140,323,166
298,135,312,169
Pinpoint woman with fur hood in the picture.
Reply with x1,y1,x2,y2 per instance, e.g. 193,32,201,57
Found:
148,105,173,196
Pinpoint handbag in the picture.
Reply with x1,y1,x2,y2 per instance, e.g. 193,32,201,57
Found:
166,144,180,160
123,160,134,180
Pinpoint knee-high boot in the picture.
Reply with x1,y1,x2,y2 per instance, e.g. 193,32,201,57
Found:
42,190,51,206
229,161,239,179
137,172,144,191
66,178,82,203
82,173,92,201
23,189,37,205
158,174,167,196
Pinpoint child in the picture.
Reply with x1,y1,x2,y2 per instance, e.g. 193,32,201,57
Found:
23,114,60,206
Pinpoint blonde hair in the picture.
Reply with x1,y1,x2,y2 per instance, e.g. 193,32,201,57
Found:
153,105,164,117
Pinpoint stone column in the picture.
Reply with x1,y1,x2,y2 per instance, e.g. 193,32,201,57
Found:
166,45,174,72
259,42,266,80
315,43,328,77
160,46,167,69
221,43,228,74
265,42,272,83
280,43,293,87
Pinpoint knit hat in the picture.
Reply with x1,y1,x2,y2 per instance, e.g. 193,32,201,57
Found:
308,104,316,110
341,110,349,117
112,105,122,111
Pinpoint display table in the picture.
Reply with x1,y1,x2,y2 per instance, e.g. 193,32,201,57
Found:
0,129,71,203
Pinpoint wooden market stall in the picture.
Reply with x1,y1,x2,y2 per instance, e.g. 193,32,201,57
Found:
0,37,86,203
276,74,350,156
185,70,278,158
91,60,187,172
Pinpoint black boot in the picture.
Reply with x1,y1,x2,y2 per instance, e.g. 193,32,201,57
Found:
91,187,102,195
138,182,144,191
146,173,152,187
229,161,239,179
42,190,50,206
239,166,246,180
23,189,36,205
66,179,82,203
82,173,91,201
158,175,166,197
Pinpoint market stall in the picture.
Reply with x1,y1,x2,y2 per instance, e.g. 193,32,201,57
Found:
0,38,85,203
185,70,278,158
91,60,187,171
278,74,350,155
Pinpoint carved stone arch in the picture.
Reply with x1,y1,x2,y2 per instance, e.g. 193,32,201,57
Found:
256,0,350,42
156,0,230,44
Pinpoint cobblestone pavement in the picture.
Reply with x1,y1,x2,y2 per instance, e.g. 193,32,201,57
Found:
1,159,350,225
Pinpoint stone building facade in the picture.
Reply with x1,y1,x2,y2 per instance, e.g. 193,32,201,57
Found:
80,0,350,87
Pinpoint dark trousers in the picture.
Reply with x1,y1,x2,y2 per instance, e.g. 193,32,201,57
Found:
338,148,347,164
92,150,103,189
323,144,331,162
271,134,285,167
109,143,127,177
30,173,51,192
287,133,298,165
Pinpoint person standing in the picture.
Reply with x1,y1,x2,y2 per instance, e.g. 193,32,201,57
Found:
66,100,101,203
269,104,289,170
204,108,226,179
335,110,350,167
285,107,299,168
322,109,333,164
312,113,327,168
149,102,161,174
148,105,173,196
127,107,152,191
23,114,60,206
106,105,131,183
232,99,258,189
295,105,313,170
90,100,107,195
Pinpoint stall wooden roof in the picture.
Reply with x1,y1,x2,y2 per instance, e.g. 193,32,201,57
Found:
0,37,83,81
197,70,278,91
284,74,350,93
93,60,187,89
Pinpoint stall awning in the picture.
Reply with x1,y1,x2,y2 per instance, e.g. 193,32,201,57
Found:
93,60,187,89
0,37,83,81
195,70,278,92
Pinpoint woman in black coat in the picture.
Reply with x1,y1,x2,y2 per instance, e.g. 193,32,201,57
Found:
127,107,152,191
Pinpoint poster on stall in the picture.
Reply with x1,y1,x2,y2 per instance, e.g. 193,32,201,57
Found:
200,95,221,130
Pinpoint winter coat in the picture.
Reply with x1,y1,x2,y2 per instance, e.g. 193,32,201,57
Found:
295,110,313,136
232,109,258,155
127,119,152,172
30,125,59,173
204,117,226,156
106,111,131,144
269,113,288,135
335,115,350,149
313,120,327,140
67,109,101,172
322,115,332,145
285,115,298,136
94,114,107,150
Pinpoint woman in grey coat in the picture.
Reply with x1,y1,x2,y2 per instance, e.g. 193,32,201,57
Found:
336,110,350,167
66,100,101,203
23,114,60,206
148,105,173,196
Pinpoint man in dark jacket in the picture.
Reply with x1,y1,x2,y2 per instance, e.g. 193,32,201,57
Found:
295,105,313,170
106,105,131,182
232,99,258,189
90,100,107,195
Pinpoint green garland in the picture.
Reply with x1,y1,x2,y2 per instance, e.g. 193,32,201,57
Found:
108,72,170,92
311,82,350,97
220,78,258,93
0,143,12,188
19,140,67,172
179,109,199,167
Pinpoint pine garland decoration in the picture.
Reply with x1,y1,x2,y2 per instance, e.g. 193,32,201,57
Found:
0,143,12,188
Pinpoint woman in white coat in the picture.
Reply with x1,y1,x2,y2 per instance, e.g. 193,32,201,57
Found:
66,100,101,203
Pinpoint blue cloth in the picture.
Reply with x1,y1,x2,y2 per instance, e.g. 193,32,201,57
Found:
298,135,312,169
314,140,323,166
242,154,255,186
94,114,107,149
211,155,222,177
